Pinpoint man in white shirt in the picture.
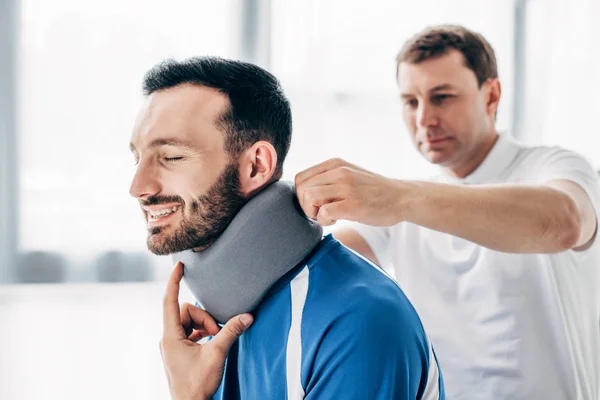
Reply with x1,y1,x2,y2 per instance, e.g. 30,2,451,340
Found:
295,25,600,400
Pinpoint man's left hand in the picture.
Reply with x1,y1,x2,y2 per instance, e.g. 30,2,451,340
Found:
295,158,405,227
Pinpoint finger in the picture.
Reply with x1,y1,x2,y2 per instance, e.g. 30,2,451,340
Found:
180,303,193,334
210,314,254,356
296,167,348,213
303,185,345,208
180,302,200,329
299,185,344,220
188,329,212,342
317,200,349,225
180,303,221,337
317,212,337,227
302,166,355,190
295,158,347,187
296,167,355,214
163,262,186,339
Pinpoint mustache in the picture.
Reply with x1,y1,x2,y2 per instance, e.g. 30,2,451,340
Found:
140,195,184,207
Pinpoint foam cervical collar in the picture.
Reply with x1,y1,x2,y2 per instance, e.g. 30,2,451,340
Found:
172,181,323,323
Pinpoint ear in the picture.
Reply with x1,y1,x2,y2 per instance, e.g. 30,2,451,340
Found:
238,141,278,197
484,78,501,119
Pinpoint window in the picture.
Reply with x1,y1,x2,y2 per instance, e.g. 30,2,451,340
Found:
15,0,517,282
18,0,238,281
521,0,600,171
273,0,516,183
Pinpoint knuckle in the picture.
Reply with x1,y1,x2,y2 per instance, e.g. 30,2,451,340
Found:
228,324,244,339
303,188,315,204
334,167,348,182
330,157,345,166
317,216,329,227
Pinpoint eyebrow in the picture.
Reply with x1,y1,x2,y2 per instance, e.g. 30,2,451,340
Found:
400,84,456,99
429,84,455,92
129,137,196,152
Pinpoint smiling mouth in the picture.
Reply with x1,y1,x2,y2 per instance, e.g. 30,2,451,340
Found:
147,205,181,221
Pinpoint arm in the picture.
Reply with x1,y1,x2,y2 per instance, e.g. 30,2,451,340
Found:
396,179,595,253
296,158,597,254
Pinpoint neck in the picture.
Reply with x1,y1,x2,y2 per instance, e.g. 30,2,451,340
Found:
172,181,323,323
444,130,499,179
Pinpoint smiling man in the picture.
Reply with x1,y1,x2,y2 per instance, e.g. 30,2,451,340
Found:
128,57,444,400
129,81,250,255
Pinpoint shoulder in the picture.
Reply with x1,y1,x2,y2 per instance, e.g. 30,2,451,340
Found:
506,142,597,186
306,239,405,300
303,239,426,344
518,143,591,167
297,239,439,398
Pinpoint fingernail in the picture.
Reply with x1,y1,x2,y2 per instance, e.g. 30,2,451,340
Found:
240,314,253,327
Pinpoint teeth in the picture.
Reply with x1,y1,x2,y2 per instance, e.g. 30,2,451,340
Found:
148,206,180,218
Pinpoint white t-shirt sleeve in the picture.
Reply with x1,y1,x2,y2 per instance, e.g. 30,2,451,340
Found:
349,223,393,268
534,146,600,249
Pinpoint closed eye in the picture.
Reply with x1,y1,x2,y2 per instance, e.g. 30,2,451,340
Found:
163,157,184,162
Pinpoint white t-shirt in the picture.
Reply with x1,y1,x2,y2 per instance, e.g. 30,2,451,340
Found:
353,134,600,400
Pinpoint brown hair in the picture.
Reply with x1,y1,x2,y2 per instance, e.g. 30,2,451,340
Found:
397,25,498,87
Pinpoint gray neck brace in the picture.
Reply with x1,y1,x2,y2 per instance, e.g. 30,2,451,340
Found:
172,181,323,323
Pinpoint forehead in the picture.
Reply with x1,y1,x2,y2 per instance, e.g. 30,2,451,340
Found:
398,49,479,93
130,83,229,150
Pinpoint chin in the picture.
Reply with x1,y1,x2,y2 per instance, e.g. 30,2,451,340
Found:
422,150,453,165
146,231,177,256
146,238,172,256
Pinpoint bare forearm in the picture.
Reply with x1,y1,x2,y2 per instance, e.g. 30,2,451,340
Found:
397,181,581,253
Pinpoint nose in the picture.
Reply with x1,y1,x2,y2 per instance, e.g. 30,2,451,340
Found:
129,158,161,199
416,103,439,128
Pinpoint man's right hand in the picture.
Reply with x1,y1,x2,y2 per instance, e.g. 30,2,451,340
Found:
295,158,405,227
160,262,254,400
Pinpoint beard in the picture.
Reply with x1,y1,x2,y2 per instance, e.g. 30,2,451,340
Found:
142,162,248,255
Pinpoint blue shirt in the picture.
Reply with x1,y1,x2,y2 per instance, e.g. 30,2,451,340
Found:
214,234,444,399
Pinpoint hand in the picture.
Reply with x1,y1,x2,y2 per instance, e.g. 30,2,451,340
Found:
160,262,254,400
295,158,405,227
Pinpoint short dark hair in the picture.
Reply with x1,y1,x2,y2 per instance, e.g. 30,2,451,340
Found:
143,57,292,178
397,25,498,87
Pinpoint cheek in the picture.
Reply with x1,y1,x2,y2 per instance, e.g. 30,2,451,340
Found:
440,102,471,131
403,110,418,135
189,168,217,193
158,170,201,205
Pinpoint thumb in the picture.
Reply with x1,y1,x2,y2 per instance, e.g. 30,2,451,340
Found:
210,314,253,355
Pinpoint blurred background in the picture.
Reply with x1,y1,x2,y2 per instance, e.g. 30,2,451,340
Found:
0,0,599,398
